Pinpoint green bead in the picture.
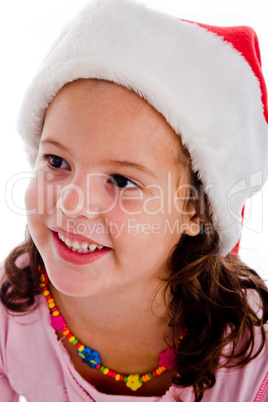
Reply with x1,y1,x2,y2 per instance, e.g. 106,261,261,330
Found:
149,373,154,379
124,376,128,383
100,366,105,372
72,339,79,345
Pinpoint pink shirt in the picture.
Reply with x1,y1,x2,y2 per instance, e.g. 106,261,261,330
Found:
0,264,267,402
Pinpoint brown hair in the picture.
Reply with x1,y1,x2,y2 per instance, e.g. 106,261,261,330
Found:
1,178,268,401
164,174,268,401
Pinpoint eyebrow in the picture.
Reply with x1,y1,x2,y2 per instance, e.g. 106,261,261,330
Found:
40,139,71,154
40,139,156,178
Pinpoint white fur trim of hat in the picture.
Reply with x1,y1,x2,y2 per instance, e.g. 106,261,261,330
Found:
18,0,268,256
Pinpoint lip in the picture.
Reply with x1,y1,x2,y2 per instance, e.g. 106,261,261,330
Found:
51,230,112,265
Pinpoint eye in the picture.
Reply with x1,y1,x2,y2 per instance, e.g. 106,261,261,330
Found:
107,174,139,189
43,154,70,170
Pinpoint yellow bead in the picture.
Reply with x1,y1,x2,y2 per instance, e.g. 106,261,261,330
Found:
48,303,56,308
43,290,50,296
52,311,60,316
115,374,121,381
103,368,109,375
40,274,46,283
69,336,75,343
78,345,85,352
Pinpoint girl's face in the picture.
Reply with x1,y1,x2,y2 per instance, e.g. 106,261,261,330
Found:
25,79,199,298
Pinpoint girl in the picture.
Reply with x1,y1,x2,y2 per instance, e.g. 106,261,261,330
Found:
1,0,268,401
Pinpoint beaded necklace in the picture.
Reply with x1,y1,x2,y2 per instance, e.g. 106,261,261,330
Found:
38,264,186,391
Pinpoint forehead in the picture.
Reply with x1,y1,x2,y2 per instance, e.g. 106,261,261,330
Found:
44,79,186,167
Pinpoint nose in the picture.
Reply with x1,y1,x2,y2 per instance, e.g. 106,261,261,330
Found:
56,174,105,219
56,183,87,217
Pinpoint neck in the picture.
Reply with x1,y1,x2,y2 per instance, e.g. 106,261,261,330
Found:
50,278,173,373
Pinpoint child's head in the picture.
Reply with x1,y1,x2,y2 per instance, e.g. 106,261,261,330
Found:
25,78,201,296
18,0,268,259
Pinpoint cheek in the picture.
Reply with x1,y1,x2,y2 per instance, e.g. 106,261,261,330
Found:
24,178,53,239
25,175,58,216
25,178,39,214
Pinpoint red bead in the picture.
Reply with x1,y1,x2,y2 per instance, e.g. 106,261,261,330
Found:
95,364,101,370
66,332,72,339
75,342,82,349
51,307,58,312
152,371,158,377
108,370,113,377
120,375,124,382
112,372,117,378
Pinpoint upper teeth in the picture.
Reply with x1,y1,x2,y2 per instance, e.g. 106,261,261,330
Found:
58,233,103,253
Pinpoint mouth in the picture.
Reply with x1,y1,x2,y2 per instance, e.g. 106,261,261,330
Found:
51,230,111,265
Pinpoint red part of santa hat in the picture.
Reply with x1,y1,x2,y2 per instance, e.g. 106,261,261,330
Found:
17,0,268,256
191,21,268,123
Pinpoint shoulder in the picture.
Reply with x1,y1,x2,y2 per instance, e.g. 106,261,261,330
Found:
212,328,268,400
0,258,45,369
164,324,268,402
181,325,268,401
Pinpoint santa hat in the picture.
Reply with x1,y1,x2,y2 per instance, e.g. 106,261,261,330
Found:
18,0,268,256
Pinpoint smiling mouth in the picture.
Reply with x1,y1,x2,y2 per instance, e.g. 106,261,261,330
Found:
58,232,105,254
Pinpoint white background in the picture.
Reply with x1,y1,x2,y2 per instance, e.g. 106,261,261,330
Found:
0,1,267,401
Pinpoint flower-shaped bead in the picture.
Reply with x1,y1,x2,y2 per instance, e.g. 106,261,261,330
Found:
126,374,143,391
50,314,66,331
81,347,101,368
158,348,176,370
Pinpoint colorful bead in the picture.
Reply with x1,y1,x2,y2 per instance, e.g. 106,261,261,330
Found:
158,347,176,370
50,314,66,331
141,374,150,382
52,311,60,316
81,347,101,368
126,374,143,391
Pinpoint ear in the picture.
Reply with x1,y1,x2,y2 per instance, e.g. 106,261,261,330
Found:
182,208,201,237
